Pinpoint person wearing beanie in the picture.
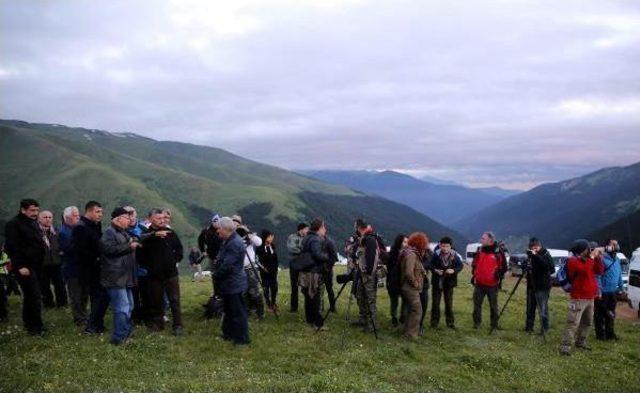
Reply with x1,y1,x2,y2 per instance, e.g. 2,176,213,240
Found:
524,237,555,335
286,222,309,312
559,239,605,356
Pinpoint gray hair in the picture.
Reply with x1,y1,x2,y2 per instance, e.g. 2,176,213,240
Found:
218,217,237,232
483,231,496,242
123,206,136,213
63,206,79,221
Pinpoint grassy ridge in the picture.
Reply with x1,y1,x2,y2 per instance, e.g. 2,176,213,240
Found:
1,268,638,392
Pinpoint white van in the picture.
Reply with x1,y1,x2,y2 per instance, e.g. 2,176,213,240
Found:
465,243,481,264
548,249,570,281
627,248,640,317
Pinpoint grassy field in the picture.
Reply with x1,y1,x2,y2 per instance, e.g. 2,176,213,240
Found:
1,268,638,393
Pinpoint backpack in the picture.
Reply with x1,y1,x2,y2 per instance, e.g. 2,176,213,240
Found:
556,262,572,293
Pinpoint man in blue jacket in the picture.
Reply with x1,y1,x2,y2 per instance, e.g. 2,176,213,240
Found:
213,217,250,345
594,238,624,341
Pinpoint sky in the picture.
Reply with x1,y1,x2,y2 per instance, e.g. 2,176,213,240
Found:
1,0,639,190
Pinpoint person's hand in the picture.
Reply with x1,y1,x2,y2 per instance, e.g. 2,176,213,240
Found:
155,230,169,238
18,267,30,277
445,268,454,275
435,269,444,276
130,242,141,249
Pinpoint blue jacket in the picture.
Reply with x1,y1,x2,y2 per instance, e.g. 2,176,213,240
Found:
598,253,623,294
58,223,78,280
214,233,248,295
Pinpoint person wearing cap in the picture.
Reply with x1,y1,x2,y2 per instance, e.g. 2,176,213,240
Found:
559,239,605,356
198,214,224,294
100,207,141,345
524,237,555,335
286,223,309,312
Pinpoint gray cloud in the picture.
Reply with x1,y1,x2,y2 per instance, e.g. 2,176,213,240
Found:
2,0,639,189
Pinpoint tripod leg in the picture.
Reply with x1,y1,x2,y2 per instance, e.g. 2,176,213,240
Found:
490,274,524,335
315,280,350,333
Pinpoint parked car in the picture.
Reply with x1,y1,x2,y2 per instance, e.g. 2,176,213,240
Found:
627,247,640,318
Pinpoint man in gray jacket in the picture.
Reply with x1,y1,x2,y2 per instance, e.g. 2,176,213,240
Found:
100,207,140,346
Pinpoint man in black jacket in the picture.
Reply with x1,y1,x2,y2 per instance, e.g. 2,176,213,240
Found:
100,207,140,345
137,209,184,335
74,201,108,334
4,199,46,335
198,214,223,294
298,219,330,330
524,237,555,335
430,237,464,329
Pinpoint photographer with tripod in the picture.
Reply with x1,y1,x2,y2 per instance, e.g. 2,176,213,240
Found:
524,237,555,336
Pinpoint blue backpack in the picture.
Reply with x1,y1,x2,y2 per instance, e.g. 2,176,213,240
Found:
556,261,572,293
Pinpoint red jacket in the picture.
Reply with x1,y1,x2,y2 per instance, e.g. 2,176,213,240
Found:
472,246,506,288
566,256,604,300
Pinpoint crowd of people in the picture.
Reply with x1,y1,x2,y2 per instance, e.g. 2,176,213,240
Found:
0,199,626,355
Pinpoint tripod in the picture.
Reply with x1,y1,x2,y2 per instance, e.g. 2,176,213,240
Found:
489,272,525,335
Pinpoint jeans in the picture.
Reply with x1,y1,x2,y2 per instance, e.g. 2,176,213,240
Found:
473,285,499,328
221,292,250,345
15,269,44,332
525,289,550,332
107,287,134,344
260,273,278,307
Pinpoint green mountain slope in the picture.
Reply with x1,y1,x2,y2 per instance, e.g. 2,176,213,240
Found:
455,162,640,249
0,120,468,257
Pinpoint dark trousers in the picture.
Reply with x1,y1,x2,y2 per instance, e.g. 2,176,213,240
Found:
302,286,324,328
594,292,617,339
322,267,336,309
132,276,150,324
525,288,550,332
260,273,278,307
39,265,67,308
0,276,8,320
148,276,182,329
431,284,455,327
419,284,429,331
15,269,44,332
387,287,400,320
289,267,300,312
221,292,250,345
86,276,109,332
473,285,499,328
65,277,88,326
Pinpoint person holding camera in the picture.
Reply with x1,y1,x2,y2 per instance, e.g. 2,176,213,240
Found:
594,238,624,341
524,237,555,335
559,239,605,356
399,232,429,339
471,231,507,331
233,215,265,320
430,237,463,330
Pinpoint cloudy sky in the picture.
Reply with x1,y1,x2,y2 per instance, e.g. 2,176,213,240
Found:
2,0,639,189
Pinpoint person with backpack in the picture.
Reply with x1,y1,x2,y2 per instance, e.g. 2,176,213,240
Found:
594,238,624,341
524,237,555,335
234,216,265,320
353,221,386,333
286,223,308,313
399,232,429,339
430,236,464,330
4,199,47,336
295,218,330,330
471,231,507,331
559,239,605,356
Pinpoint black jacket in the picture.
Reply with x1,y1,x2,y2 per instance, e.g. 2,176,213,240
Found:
100,225,137,288
40,227,61,267
301,231,329,273
526,248,555,291
430,249,464,288
359,234,380,275
4,213,45,271
198,226,223,261
256,244,279,276
137,227,183,279
73,216,103,276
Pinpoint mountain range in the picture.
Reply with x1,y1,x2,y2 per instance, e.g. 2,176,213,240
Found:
299,170,520,225
0,120,469,259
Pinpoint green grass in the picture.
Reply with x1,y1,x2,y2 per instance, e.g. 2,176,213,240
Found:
1,269,639,392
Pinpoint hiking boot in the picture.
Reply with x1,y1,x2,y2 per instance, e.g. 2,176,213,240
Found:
173,326,185,337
